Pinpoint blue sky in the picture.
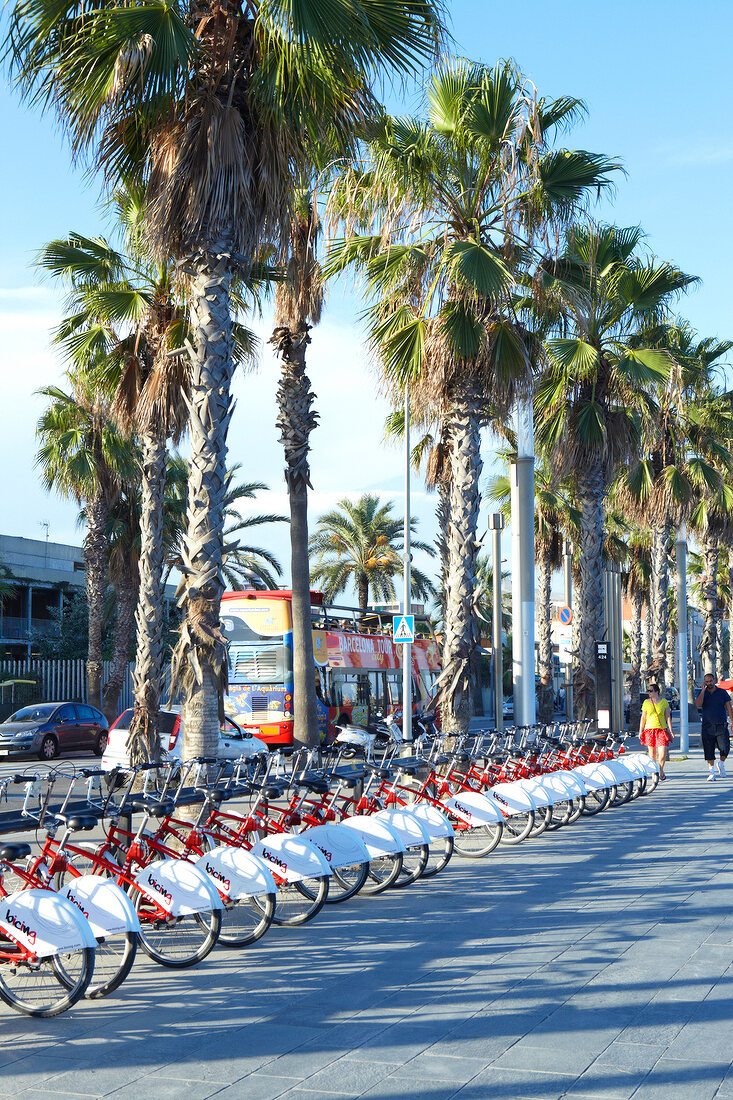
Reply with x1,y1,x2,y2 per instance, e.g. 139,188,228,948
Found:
1,0,731,583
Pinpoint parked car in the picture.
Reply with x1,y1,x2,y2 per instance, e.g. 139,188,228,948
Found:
101,705,268,771
0,701,108,760
503,697,514,721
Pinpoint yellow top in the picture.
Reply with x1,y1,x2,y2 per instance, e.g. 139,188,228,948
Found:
641,697,669,729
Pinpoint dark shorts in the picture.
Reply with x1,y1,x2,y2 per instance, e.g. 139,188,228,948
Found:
701,721,730,761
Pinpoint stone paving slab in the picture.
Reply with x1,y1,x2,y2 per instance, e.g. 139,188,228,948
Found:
2,751,733,1098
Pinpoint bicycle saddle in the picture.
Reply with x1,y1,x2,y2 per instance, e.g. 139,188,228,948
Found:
128,798,174,818
363,762,394,779
292,772,330,794
0,842,31,862
54,813,98,831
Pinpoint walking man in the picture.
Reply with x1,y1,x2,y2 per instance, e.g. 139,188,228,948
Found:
695,674,733,781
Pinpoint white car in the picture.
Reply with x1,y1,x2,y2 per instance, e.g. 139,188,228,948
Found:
101,705,268,772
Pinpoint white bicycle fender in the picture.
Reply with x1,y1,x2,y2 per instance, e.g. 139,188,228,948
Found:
553,770,588,798
404,803,454,839
616,754,646,778
249,834,333,883
373,808,431,848
195,846,277,901
487,782,537,815
519,777,555,806
624,752,659,777
133,859,224,916
301,824,371,870
60,876,141,937
339,815,406,857
576,763,618,789
570,764,608,790
603,758,636,784
443,790,504,825
0,888,96,959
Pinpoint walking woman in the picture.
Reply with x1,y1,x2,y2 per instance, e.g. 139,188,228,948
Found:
639,682,674,780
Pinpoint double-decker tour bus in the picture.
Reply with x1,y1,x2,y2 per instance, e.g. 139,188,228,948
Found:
221,590,441,746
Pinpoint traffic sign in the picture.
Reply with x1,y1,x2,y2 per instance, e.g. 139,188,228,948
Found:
559,606,573,625
393,615,415,643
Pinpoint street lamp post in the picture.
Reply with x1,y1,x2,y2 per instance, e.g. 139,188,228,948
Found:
676,525,689,753
563,540,573,719
488,513,505,732
510,400,536,727
402,382,412,746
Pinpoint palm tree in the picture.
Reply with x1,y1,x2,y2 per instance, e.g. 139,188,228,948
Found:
327,59,618,733
37,208,190,755
614,322,732,687
269,184,323,747
36,373,134,708
486,460,579,704
624,530,652,729
534,224,696,717
309,494,434,611
162,455,285,591
102,482,140,722
7,0,446,758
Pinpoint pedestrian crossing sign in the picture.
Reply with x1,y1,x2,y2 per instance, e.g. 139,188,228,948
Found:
393,615,415,643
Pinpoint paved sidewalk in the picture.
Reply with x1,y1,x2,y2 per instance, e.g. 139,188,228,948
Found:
2,750,733,1099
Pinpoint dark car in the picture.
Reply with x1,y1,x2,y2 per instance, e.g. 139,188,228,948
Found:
0,702,109,761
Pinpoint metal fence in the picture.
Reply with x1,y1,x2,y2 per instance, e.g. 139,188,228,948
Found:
0,658,135,717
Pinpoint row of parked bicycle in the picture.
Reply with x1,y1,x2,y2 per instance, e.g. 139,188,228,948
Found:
0,719,660,1017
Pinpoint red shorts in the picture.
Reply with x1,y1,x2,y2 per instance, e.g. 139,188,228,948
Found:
641,727,672,747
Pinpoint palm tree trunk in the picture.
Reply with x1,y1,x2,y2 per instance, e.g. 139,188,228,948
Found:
643,599,652,672
272,321,320,748
574,457,606,719
102,556,138,723
648,520,671,681
127,426,167,764
440,383,482,735
700,532,720,677
629,588,643,729
174,244,234,759
536,545,553,677
85,483,109,710
536,545,554,725
358,575,369,611
435,479,450,625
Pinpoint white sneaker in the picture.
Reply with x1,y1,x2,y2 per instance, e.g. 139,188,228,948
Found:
707,770,717,782
718,762,727,778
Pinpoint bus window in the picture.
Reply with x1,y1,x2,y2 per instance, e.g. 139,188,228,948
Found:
385,672,401,707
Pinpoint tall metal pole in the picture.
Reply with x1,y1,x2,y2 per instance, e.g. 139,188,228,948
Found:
489,513,505,732
402,382,412,744
613,564,624,730
676,525,689,753
510,399,536,726
563,540,573,719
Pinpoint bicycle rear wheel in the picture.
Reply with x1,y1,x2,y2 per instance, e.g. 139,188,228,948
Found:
392,844,429,887
266,876,329,926
218,895,275,947
0,941,94,1018
453,822,503,857
611,782,633,806
529,806,552,837
500,811,535,844
581,788,610,815
134,893,221,968
360,854,403,895
421,836,454,878
329,861,370,902
544,801,572,831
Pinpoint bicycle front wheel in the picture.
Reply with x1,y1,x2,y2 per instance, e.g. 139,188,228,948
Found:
0,942,94,1018
500,811,535,844
529,806,552,837
328,861,370,903
453,822,503,858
